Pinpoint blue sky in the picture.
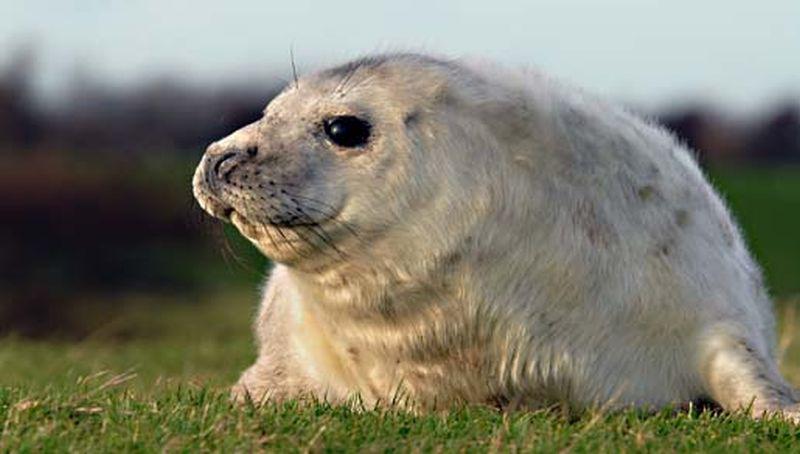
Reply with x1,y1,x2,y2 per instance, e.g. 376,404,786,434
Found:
2,0,798,111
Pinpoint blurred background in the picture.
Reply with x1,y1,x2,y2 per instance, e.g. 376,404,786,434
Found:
0,0,798,344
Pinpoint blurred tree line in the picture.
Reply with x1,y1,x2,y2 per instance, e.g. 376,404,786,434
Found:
0,50,278,337
3,49,798,163
0,49,798,338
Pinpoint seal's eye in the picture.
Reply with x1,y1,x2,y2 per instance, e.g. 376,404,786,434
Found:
323,116,371,148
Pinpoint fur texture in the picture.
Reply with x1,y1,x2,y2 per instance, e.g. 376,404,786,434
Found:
193,53,799,419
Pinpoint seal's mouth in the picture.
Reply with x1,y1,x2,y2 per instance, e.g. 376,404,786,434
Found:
193,182,234,222
193,162,350,264
197,191,341,248
222,206,235,222
195,194,250,230
229,210,264,241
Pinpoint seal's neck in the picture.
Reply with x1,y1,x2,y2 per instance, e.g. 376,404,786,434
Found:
288,249,448,319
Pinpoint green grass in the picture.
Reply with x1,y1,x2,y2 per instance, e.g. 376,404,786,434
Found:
1,291,800,451
3,386,800,452
1,166,800,451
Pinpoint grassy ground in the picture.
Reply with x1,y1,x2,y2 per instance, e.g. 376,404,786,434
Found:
1,166,800,451
1,291,799,451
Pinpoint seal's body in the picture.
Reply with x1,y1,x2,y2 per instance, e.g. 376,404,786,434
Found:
193,54,798,418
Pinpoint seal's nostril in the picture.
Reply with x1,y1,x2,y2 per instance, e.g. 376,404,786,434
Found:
214,152,237,180
213,152,238,177
246,146,258,157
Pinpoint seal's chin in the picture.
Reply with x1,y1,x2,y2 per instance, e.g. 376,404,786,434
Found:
229,211,268,242
229,210,320,265
195,188,346,266
193,184,234,222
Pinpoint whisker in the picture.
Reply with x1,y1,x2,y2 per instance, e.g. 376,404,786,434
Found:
279,191,361,238
289,46,300,89
313,223,348,258
287,206,331,235
277,191,339,211
220,223,260,274
300,205,361,241
278,219,343,262
290,209,346,258
275,224,308,259
333,64,360,97
258,215,281,251
290,224,338,261
343,73,377,97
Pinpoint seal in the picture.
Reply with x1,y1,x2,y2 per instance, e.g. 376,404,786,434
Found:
193,53,799,418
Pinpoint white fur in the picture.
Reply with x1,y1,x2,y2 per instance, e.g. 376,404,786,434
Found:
193,54,799,418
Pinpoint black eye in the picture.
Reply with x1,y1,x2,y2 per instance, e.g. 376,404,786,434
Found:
323,116,371,148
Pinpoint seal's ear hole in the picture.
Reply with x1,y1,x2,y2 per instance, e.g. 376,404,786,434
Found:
404,111,420,127
323,115,372,148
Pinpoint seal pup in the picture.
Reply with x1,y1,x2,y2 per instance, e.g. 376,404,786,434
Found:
193,53,799,419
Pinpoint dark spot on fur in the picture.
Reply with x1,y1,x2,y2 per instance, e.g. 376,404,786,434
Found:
740,342,756,355
675,209,690,228
719,219,735,247
638,185,657,201
440,250,464,270
573,200,618,248
654,237,676,257
404,110,420,126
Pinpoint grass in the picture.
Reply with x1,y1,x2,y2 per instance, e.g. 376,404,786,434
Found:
1,166,800,451
3,387,800,452
1,291,799,451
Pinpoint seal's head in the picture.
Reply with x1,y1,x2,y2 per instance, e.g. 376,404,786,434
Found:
193,54,503,269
